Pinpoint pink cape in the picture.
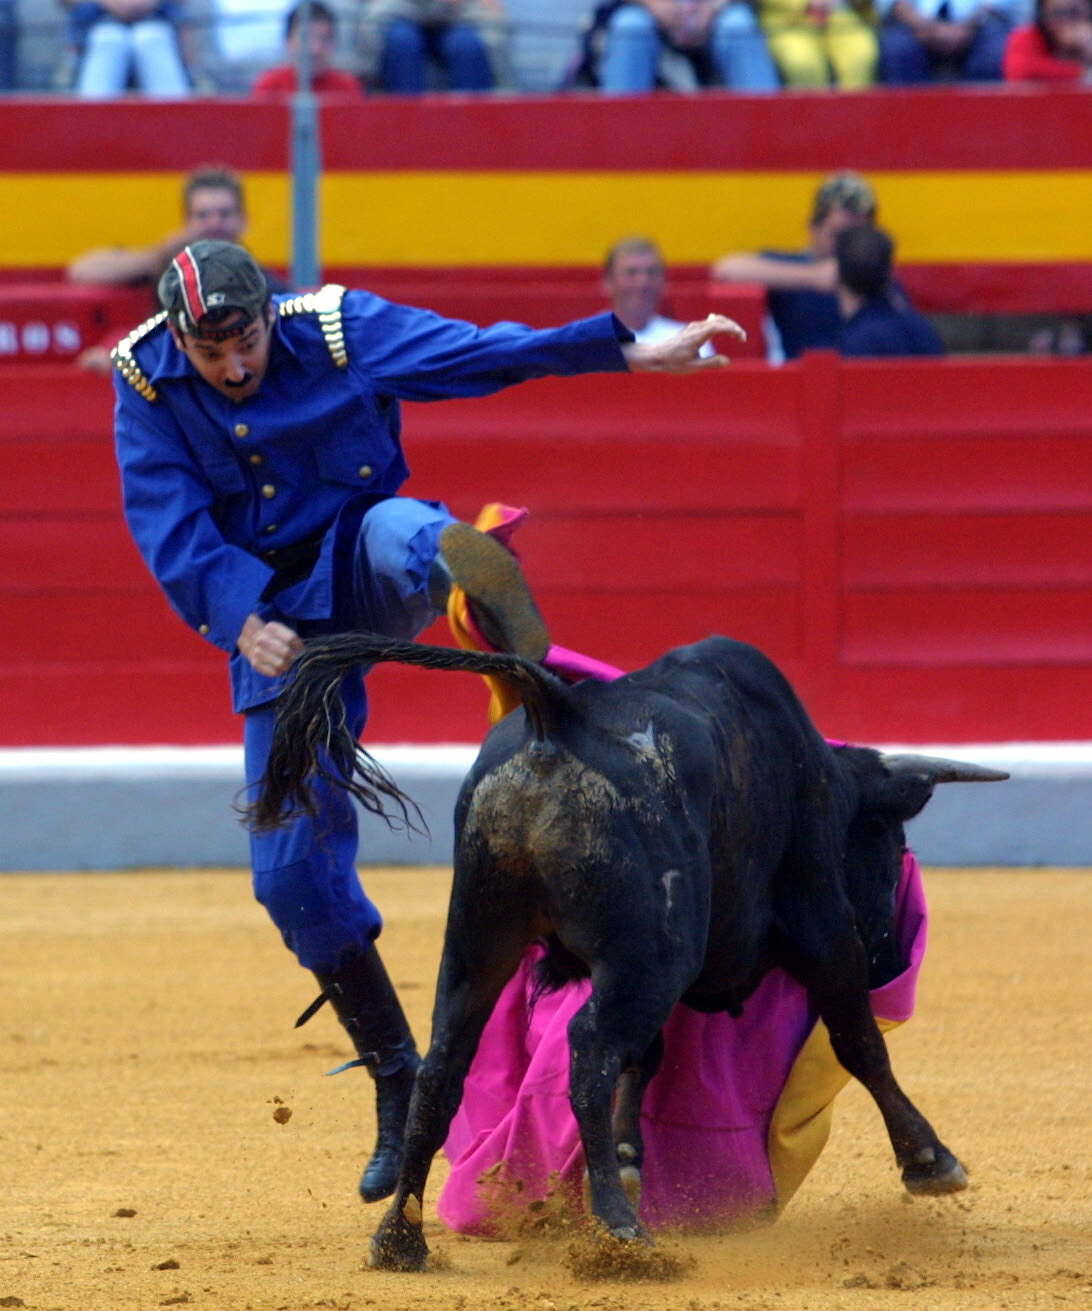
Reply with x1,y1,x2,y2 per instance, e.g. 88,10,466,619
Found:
438,835,927,1234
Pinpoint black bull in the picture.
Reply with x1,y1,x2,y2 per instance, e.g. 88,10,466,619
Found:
252,632,1008,1271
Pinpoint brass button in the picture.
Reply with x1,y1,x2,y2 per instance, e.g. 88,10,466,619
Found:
198,623,209,635
265,523,278,534
234,423,249,438
358,465,372,479
261,483,276,499
249,452,263,465
263,548,277,560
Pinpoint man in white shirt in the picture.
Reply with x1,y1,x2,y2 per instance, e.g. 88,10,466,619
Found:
602,234,714,353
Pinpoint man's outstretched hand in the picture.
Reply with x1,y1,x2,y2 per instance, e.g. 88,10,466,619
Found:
238,614,304,677
622,314,748,373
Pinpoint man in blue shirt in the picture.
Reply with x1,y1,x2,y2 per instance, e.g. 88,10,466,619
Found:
111,239,740,1206
835,225,945,357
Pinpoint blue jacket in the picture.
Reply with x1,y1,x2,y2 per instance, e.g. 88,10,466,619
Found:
112,285,632,712
761,251,843,360
839,297,945,358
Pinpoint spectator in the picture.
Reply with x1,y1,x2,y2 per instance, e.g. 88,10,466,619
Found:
711,169,878,361
579,0,780,92
1028,317,1088,353
877,0,1019,82
109,238,742,1209
602,234,716,354
197,0,291,90
360,0,506,92
252,1,364,94
1004,0,1092,78
835,226,945,356
0,0,18,90
761,0,878,87
62,0,192,97
68,165,289,292
68,165,290,373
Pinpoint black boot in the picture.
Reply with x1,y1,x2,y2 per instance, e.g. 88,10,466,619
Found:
304,942,421,1204
429,521,550,661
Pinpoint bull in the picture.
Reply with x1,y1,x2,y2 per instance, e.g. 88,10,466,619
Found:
252,631,1007,1271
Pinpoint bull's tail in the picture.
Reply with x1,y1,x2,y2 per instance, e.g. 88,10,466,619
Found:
247,631,574,833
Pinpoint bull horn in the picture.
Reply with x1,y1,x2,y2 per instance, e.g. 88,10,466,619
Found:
881,753,1010,783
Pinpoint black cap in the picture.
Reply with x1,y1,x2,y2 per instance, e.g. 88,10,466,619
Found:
158,240,269,339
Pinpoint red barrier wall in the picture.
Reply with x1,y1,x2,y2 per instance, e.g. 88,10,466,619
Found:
4,91,1092,307
4,354,1090,747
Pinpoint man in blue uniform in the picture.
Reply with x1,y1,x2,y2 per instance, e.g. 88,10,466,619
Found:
111,239,740,1206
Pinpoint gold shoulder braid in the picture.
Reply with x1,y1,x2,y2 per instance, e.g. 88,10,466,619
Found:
111,311,168,402
278,284,348,369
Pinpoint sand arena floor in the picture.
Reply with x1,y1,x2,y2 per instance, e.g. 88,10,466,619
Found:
2,866,1089,1311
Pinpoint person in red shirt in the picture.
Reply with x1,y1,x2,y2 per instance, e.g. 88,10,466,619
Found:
251,1,365,95
1003,0,1092,81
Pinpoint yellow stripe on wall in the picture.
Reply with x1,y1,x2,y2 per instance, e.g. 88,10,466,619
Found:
3,170,1092,267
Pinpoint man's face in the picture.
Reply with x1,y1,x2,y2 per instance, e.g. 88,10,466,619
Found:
812,205,871,258
603,250,666,330
186,186,247,244
172,307,274,403
288,17,336,74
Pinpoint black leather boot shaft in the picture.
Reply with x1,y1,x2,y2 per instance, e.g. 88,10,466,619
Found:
314,941,417,1075
310,942,420,1203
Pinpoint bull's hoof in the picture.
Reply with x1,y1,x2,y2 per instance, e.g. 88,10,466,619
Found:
608,1223,651,1244
368,1208,429,1272
901,1145,969,1195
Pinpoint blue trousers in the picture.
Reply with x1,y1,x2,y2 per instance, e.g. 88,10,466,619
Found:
379,16,494,92
878,13,1012,83
600,2,780,92
245,497,456,972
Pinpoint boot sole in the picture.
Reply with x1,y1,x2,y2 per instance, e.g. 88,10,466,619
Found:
439,522,549,661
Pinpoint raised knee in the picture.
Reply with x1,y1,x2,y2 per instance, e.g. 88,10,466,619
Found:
84,22,128,54
607,4,658,37
441,24,486,58
130,18,171,51
383,17,426,57
716,3,761,35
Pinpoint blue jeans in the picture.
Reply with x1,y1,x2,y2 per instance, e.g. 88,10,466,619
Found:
600,2,779,92
246,496,456,972
379,16,494,92
878,13,1012,83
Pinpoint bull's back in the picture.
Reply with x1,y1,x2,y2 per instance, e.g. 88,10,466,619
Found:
456,691,720,972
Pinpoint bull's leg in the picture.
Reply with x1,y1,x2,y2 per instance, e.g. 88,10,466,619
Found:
799,937,968,1195
608,1032,664,1210
369,926,532,1271
568,978,675,1242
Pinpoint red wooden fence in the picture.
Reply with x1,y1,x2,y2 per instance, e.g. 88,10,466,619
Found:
3,353,1090,747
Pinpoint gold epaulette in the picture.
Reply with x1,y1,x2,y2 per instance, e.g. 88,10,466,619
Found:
279,284,348,368
111,311,168,403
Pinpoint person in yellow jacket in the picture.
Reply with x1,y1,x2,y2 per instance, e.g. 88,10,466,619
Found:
761,0,878,85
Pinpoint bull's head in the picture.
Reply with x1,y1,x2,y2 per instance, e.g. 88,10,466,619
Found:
843,750,1009,986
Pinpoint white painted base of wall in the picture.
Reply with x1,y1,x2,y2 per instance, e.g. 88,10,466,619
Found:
2,742,1089,871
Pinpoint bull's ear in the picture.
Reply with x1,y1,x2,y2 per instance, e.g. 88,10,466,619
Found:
867,769,937,821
